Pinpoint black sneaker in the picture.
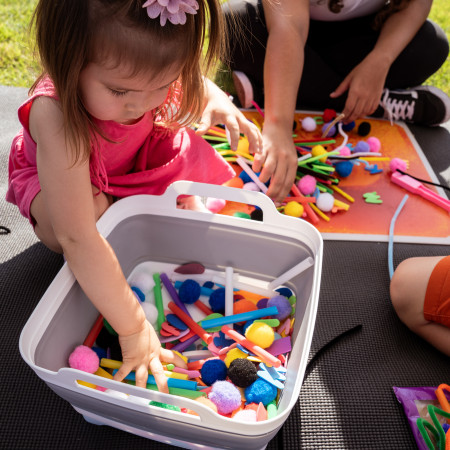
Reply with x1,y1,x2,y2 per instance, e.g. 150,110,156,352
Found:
232,71,254,109
379,86,450,126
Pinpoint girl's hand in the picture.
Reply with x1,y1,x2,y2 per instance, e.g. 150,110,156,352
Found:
196,80,262,156
330,53,390,124
252,122,298,203
113,320,187,392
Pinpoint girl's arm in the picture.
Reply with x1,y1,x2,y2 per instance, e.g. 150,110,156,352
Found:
331,0,433,122
29,97,185,390
254,0,310,202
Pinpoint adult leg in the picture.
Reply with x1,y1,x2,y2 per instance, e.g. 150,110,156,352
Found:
390,256,450,357
30,186,113,253
222,0,267,104
305,16,449,124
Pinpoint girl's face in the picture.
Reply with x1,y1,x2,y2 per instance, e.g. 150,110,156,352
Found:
79,61,180,125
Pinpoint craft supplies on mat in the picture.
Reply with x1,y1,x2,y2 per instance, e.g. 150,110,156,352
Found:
19,181,322,450
394,384,450,450
203,111,449,245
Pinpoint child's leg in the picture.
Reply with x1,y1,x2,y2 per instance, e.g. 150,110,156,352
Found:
30,186,113,253
390,256,450,356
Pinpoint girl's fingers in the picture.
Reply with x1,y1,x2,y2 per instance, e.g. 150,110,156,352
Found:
149,357,169,393
160,348,187,368
134,364,150,389
112,362,132,383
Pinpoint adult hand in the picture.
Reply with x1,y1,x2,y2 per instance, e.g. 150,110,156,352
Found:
252,122,298,202
114,320,187,392
330,53,390,123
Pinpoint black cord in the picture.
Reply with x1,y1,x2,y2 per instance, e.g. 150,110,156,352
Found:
397,169,450,192
0,226,11,235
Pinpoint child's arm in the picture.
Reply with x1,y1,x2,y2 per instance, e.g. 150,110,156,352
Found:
29,97,186,389
196,77,263,157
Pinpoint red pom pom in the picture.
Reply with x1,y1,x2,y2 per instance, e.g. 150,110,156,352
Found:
323,108,337,124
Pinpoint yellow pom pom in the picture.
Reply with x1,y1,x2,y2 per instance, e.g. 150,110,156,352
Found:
311,145,327,162
224,348,248,367
244,322,275,349
284,201,304,218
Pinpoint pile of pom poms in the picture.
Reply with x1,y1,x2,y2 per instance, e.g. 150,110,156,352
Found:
67,262,297,422
199,108,390,226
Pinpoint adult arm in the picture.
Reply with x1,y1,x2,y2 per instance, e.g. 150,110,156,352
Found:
253,0,310,202
331,0,433,122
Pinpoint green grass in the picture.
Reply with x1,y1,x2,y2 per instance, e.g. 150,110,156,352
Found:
1,0,448,96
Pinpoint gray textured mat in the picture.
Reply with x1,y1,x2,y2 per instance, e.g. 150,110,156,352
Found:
1,85,449,449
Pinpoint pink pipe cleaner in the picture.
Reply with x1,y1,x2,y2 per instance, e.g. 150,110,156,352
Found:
143,0,199,26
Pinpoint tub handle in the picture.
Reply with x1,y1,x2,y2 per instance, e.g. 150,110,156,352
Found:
162,180,281,224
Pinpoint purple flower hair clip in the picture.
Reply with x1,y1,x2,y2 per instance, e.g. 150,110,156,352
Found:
143,0,199,26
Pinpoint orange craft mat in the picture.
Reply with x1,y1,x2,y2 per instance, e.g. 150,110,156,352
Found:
219,111,449,244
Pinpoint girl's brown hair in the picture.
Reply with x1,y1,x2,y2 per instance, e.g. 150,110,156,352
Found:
31,0,225,163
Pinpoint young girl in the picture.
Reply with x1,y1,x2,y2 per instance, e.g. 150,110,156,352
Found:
390,256,450,357
6,0,262,392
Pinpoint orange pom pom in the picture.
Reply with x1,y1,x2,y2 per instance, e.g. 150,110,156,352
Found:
224,176,244,189
233,299,258,318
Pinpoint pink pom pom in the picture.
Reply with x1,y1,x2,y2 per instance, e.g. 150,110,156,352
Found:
301,117,317,132
68,345,99,373
389,157,407,173
367,136,381,153
297,175,316,195
205,197,226,213
339,145,352,156
243,182,260,192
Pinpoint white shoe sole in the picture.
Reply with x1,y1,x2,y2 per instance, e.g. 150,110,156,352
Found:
414,85,450,126
232,71,254,109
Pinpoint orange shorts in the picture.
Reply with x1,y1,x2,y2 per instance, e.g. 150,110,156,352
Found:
423,255,450,328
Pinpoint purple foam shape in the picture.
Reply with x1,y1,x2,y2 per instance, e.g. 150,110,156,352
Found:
160,272,190,316
266,337,292,356
171,334,199,352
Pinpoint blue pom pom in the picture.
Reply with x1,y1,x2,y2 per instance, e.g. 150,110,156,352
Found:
342,121,355,132
244,378,278,405
200,359,228,385
203,281,214,289
276,287,293,298
209,287,226,313
239,171,253,184
178,279,201,304
131,286,145,302
335,161,353,177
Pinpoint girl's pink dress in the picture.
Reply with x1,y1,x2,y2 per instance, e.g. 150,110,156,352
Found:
6,78,235,223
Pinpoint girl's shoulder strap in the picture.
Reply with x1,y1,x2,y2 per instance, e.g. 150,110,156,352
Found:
18,76,59,132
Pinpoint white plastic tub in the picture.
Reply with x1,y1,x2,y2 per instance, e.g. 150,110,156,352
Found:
20,181,323,450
